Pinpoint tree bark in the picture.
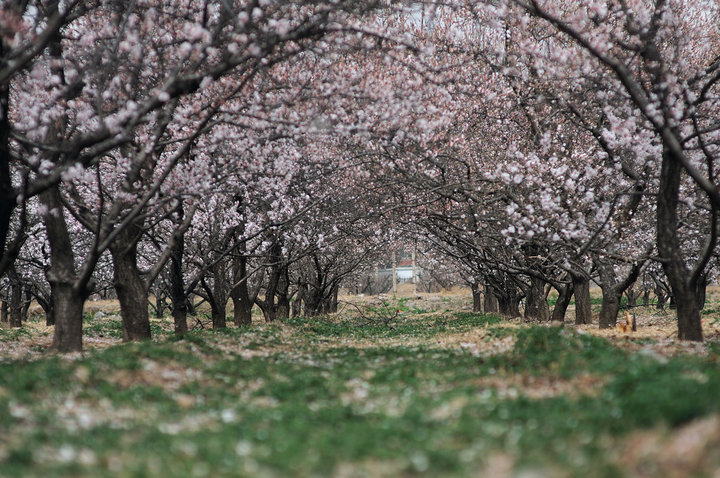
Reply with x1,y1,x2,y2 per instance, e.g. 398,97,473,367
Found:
471,282,482,313
1,297,7,323
572,274,592,325
292,282,306,318
276,265,290,320
41,186,87,352
598,291,621,329
483,283,499,314
625,285,639,308
169,223,188,335
524,276,549,321
231,254,253,326
657,150,702,341
551,283,572,322
110,225,151,341
0,40,16,269
498,291,521,318
695,273,708,311
8,267,23,328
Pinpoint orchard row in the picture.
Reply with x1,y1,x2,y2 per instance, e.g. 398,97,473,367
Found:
0,1,718,349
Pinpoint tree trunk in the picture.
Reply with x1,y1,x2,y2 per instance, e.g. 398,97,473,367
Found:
625,288,638,308
1,297,7,323
41,186,87,352
231,254,253,326
642,289,650,307
292,283,306,318
110,226,151,341
169,226,188,335
524,276,550,321
328,284,339,313
210,297,227,329
572,274,592,325
0,42,16,268
695,273,708,311
51,284,85,352
8,268,23,328
471,282,482,313
483,285,499,314
37,295,55,326
551,284,572,322
655,286,667,310
276,266,290,320
154,287,166,319
598,290,621,329
657,150,702,341
498,293,521,318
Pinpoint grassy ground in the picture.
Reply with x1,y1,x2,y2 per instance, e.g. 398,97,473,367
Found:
1,293,720,477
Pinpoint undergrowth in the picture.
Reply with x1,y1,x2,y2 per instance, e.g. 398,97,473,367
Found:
1,313,719,477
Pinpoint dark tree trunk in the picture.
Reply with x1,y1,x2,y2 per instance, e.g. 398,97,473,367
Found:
169,225,188,335
51,284,85,352
303,288,322,317
276,266,290,320
1,297,8,323
36,295,55,326
110,226,151,341
210,297,227,329
292,283,306,317
598,290,622,329
695,273,708,311
524,276,550,321
256,243,282,323
212,271,228,329
655,285,667,310
625,286,639,308
572,274,592,325
498,292,521,318
21,289,31,321
41,186,87,352
154,287,166,319
657,150,702,341
186,295,197,316
231,254,253,326
0,43,16,269
8,268,23,328
471,282,482,313
596,258,644,330
551,283,572,322
327,284,339,314
642,289,650,307
483,285,499,314
203,264,229,329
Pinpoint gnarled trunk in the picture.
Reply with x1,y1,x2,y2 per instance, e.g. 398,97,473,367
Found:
8,268,23,328
483,288,499,314
598,290,621,329
51,284,85,352
572,274,592,325
42,186,88,352
657,150,702,341
276,265,291,320
110,226,151,341
169,232,188,335
551,283,572,322
524,276,549,321
471,282,482,313
231,254,253,326
498,290,521,318
292,283,306,317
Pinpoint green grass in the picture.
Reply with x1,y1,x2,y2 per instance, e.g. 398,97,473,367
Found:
1,313,719,477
